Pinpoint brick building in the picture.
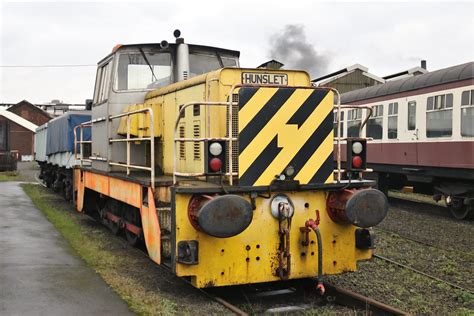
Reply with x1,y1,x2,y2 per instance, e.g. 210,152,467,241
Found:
0,100,52,161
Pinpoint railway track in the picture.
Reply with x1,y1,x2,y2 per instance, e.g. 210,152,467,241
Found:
205,279,407,315
374,227,462,254
373,254,473,295
125,233,408,315
387,192,452,219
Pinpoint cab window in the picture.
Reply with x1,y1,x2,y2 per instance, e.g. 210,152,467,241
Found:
189,52,238,77
115,52,172,91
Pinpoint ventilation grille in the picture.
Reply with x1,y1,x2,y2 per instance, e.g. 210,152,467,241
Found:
179,125,185,159
193,124,201,160
226,94,239,173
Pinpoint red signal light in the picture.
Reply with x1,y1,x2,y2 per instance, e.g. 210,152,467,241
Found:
209,158,222,172
352,156,363,169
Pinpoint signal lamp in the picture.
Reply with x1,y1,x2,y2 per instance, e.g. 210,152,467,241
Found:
205,140,226,174
346,138,366,171
352,141,363,154
209,142,223,156
209,158,223,172
352,156,363,169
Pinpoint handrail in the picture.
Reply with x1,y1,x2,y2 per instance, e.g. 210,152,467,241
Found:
73,121,92,167
173,101,237,185
108,108,155,189
73,108,155,189
332,103,373,182
312,85,373,183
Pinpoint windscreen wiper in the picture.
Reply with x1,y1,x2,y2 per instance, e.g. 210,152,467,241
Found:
216,51,224,68
139,48,158,82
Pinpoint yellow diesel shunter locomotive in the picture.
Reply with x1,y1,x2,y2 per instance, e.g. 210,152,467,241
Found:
73,31,388,289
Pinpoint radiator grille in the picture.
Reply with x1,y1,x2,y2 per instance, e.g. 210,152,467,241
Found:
179,125,185,159
226,94,239,174
193,124,201,160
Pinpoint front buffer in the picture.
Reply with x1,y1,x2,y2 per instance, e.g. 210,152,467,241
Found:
173,188,387,288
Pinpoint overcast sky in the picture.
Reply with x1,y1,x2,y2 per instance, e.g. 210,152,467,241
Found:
1,0,473,104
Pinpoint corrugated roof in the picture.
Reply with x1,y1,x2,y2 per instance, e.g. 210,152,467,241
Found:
0,110,38,132
341,62,474,103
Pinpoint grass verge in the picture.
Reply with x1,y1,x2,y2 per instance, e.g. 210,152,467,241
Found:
0,171,19,181
22,183,225,315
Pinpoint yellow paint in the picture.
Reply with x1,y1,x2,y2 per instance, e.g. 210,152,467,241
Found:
115,68,312,176
238,89,315,175
174,191,370,288
249,91,333,185
238,88,278,131
294,131,334,184
117,102,163,138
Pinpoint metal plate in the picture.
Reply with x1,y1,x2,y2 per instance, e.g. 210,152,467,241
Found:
241,72,288,85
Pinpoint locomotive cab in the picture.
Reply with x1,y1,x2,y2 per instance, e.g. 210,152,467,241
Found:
89,31,240,172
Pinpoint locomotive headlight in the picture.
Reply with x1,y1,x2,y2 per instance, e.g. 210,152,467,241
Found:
285,165,295,177
209,142,223,156
352,141,363,154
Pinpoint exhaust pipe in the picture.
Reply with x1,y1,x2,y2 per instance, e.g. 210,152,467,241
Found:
174,29,190,81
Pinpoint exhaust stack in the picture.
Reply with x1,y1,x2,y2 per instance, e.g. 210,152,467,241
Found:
174,29,190,81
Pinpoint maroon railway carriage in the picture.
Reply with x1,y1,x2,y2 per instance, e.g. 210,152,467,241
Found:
335,62,474,219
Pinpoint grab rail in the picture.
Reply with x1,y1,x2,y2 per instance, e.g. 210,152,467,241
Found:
74,108,155,189
73,121,92,166
173,101,238,185
108,108,155,189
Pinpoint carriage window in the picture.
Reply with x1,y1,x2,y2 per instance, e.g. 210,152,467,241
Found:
461,89,474,106
428,93,453,110
408,101,416,131
388,102,398,139
116,52,172,90
347,109,362,137
367,104,383,140
333,111,344,137
461,89,474,137
426,94,452,138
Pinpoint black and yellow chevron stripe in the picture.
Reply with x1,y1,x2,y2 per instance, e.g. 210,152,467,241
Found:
238,87,334,187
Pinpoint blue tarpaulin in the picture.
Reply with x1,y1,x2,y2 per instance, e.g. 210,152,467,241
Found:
46,111,91,155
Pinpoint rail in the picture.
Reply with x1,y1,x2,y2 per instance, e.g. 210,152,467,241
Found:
329,88,373,182
173,101,238,185
74,108,155,189
108,108,155,189
73,121,92,166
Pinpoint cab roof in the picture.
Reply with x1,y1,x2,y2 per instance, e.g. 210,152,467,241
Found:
98,42,240,65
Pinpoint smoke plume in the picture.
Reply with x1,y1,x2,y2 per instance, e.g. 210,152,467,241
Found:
268,24,328,78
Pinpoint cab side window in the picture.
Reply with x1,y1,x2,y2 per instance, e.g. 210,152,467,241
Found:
93,62,111,105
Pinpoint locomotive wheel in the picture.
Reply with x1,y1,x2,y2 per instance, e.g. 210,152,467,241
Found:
449,205,471,220
63,178,72,201
125,230,139,246
108,220,121,235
